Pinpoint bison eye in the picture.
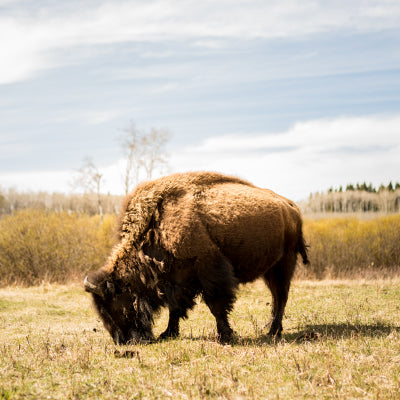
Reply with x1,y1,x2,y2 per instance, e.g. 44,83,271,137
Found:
106,281,115,296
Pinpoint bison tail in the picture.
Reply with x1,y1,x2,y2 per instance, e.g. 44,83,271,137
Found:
297,232,310,265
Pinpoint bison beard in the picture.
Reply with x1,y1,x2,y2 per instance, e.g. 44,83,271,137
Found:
84,171,309,344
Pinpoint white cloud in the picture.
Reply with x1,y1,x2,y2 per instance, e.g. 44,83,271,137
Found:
169,114,400,200
1,0,400,84
1,114,399,200
0,169,73,193
82,110,123,126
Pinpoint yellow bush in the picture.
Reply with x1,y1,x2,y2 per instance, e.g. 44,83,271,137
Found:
300,215,400,279
1,210,399,285
0,210,117,286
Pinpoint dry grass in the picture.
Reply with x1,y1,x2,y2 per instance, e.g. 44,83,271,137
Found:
1,211,400,286
0,210,116,286
1,280,399,399
298,215,400,279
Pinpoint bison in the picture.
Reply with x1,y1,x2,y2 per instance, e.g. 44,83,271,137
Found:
84,171,308,344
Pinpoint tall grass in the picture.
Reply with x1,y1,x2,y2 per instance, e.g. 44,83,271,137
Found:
0,209,116,286
299,215,400,279
0,210,399,286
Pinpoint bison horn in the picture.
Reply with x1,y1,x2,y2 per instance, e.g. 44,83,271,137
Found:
84,276,104,298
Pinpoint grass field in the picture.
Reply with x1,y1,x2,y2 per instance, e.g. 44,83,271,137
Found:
1,280,399,399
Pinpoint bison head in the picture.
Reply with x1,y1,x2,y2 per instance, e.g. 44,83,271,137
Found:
84,269,154,344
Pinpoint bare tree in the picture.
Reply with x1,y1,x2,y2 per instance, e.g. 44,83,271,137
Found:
72,157,104,222
120,122,142,195
120,122,170,194
141,127,170,179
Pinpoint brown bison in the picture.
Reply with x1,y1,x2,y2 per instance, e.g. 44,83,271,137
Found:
84,171,308,344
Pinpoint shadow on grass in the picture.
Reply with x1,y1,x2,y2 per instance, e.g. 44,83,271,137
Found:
159,322,400,347
244,322,399,346
284,322,400,343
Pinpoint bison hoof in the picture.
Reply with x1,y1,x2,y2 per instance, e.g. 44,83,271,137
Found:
267,328,282,339
218,329,236,344
159,329,179,341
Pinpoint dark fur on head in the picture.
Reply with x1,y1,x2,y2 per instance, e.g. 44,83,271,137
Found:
85,248,168,344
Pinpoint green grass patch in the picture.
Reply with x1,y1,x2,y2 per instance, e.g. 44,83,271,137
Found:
1,280,399,399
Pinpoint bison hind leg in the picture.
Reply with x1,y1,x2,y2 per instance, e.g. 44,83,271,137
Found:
198,252,238,343
263,252,297,337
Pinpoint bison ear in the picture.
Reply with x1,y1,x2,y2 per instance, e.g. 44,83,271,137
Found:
84,270,114,299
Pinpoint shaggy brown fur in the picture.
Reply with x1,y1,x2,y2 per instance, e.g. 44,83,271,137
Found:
85,171,308,344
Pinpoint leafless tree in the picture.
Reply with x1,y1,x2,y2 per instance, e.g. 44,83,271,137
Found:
120,122,170,194
120,122,142,195
300,185,400,215
141,127,170,180
72,157,104,222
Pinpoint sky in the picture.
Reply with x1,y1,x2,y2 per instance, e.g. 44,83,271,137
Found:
1,0,400,201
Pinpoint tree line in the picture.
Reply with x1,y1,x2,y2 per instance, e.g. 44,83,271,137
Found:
328,182,400,193
0,190,124,216
302,182,400,214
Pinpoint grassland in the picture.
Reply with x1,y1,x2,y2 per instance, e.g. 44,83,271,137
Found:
1,280,399,399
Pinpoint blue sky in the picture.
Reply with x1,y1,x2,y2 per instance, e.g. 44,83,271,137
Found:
1,0,400,200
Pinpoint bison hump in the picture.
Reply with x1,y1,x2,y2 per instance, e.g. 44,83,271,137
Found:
119,171,254,244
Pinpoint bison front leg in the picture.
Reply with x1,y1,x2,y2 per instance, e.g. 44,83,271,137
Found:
198,253,237,343
159,309,182,339
263,253,297,337
159,285,199,340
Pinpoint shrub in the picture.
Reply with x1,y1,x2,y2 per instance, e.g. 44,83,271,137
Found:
1,210,399,286
298,215,400,279
0,209,116,286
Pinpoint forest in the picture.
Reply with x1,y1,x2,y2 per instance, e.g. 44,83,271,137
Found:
300,182,400,214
